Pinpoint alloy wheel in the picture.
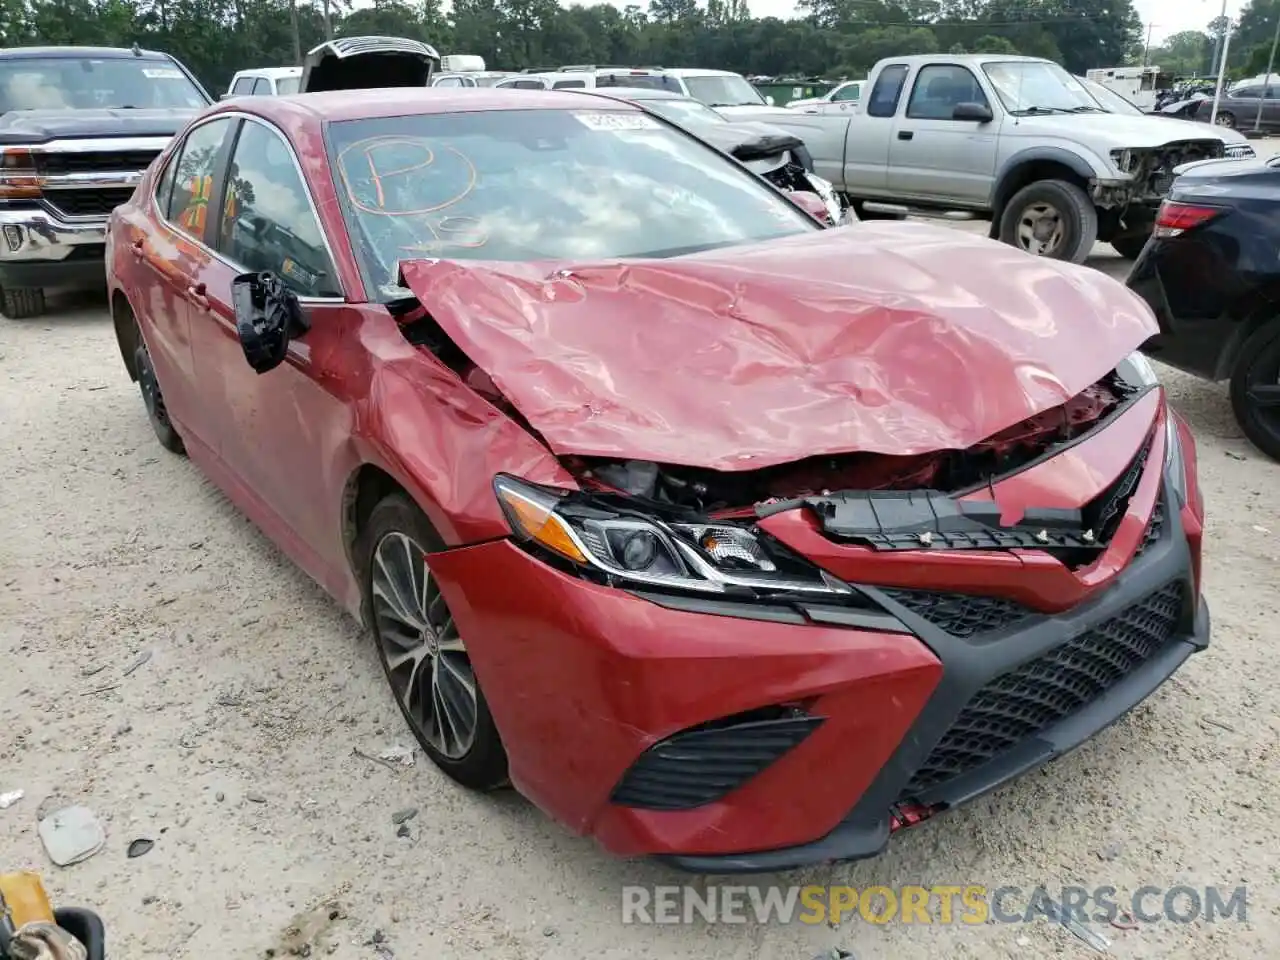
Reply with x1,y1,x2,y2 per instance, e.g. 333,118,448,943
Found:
1244,340,1280,438
370,531,478,760
1015,201,1065,256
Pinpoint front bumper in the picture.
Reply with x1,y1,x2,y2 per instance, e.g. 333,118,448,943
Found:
428,396,1207,872
0,206,107,288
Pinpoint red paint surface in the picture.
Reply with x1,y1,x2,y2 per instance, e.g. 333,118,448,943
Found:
104,91,1203,863
428,539,942,855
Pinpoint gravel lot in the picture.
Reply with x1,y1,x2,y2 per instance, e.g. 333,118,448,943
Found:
3,158,1279,959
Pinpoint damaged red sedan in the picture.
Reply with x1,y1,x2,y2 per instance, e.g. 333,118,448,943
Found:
106,82,1209,872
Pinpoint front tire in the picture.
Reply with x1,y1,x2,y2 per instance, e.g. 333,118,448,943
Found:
1229,321,1280,461
0,285,46,319
999,179,1098,263
359,492,509,790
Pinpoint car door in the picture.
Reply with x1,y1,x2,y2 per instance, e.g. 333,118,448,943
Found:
130,116,238,450
186,115,354,559
887,63,1000,205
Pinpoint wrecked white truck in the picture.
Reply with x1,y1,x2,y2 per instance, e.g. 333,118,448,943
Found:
760,54,1256,262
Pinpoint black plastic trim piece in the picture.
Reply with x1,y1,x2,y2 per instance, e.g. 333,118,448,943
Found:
628,590,807,625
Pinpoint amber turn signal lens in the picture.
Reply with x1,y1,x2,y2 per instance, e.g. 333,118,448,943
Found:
494,479,588,564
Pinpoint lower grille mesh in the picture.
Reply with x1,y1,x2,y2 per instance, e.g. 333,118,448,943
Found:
901,580,1185,798
879,589,1033,638
610,708,823,810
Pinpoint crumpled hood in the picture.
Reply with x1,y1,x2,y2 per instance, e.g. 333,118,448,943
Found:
398,221,1157,471
0,108,199,143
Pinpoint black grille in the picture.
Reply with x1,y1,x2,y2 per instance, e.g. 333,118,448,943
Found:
1087,434,1153,542
1137,498,1166,556
610,707,823,810
901,580,1185,799
879,588,1033,638
36,151,160,176
44,188,136,218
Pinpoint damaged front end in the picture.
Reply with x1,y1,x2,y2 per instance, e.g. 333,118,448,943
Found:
1102,139,1225,206
483,356,1160,610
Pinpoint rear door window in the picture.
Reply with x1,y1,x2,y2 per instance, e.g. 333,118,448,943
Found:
867,64,909,117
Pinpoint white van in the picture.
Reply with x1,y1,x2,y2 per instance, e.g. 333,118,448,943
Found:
223,66,303,99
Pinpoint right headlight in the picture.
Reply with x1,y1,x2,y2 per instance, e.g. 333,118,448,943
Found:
493,474,851,598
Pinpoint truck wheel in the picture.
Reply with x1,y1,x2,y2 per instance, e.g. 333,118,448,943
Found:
998,180,1098,263
0,286,46,319
1110,233,1150,260
1229,320,1280,462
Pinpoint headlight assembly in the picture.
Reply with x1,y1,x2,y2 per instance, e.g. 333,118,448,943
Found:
493,474,852,597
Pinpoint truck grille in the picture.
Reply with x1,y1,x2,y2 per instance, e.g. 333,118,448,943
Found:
900,580,1185,799
36,150,161,176
44,188,136,218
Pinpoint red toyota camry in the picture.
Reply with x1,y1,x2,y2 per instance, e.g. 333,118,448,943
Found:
105,47,1209,872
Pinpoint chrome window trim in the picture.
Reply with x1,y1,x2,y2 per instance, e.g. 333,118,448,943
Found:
153,110,348,304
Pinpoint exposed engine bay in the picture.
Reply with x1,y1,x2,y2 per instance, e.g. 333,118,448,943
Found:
1105,139,1224,204
561,377,1133,516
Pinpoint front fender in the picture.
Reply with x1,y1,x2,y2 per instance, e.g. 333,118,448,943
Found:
993,144,1116,204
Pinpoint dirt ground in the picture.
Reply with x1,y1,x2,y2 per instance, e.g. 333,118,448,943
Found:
3,185,1279,960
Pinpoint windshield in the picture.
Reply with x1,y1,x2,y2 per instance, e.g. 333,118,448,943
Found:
327,109,816,295
0,57,208,112
276,76,300,95
683,74,765,107
1076,77,1143,116
639,98,727,126
981,60,1104,115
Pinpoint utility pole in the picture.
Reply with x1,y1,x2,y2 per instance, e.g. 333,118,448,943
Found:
1253,0,1280,132
290,0,302,63
322,0,333,40
1142,22,1154,68
1210,0,1232,126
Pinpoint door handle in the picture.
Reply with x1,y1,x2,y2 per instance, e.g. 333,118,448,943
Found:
130,238,145,258
897,130,914,140
186,283,208,310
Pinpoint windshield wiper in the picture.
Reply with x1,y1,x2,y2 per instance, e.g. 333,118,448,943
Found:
1010,105,1072,115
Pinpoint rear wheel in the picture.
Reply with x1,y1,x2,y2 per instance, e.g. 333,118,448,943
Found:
0,286,46,319
998,179,1098,263
1230,321,1280,461
359,492,508,790
133,333,185,455
1215,111,1236,129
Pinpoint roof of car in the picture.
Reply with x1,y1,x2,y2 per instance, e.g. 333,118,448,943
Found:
222,86,643,125
233,67,303,78
588,88,689,101
0,45,174,60
661,68,744,78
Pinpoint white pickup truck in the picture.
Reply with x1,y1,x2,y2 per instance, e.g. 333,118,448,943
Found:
757,53,1256,262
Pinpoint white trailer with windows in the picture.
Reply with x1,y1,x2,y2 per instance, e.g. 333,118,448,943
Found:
1084,65,1168,112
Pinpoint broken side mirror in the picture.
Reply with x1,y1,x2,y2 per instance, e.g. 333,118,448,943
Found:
953,101,993,123
231,271,307,375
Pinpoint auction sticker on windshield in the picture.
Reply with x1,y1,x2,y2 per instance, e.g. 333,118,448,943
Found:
142,67,185,79
572,112,661,131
